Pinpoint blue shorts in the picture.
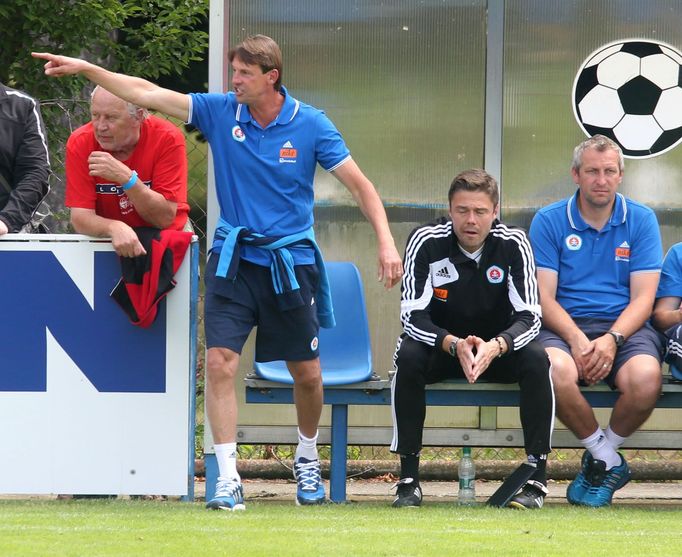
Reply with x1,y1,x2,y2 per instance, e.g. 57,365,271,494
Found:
204,255,320,362
537,318,664,389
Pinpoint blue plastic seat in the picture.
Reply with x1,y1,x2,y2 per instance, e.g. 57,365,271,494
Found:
253,261,373,385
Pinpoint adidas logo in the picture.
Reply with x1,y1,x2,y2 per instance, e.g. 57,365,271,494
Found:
282,140,294,148
619,241,630,248
435,266,451,279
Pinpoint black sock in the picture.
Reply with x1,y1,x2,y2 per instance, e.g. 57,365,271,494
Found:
400,453,420,485
527,454,548,485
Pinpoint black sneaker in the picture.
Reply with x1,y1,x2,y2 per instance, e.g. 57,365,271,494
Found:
507,480,548,510
392,477,422,508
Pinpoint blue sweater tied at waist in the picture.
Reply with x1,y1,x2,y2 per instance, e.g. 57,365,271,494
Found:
211,218,335,328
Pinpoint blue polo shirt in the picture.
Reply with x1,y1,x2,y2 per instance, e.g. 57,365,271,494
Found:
657,243,682,299
529,191,662,320
188,86,351,265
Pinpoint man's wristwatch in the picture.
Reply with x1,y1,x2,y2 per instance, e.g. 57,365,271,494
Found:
608,330,625,348
448,337,461,357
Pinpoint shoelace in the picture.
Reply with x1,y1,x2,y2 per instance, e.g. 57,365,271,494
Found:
295,460,321,491
215,478,241,499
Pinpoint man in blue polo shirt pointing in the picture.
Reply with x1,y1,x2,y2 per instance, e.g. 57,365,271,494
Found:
34,35,403,510
529,134,664,507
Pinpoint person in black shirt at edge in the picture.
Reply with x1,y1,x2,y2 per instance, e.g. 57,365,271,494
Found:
0,81,50,235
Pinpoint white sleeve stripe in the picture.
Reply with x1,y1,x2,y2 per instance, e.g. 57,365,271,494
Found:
401,270,438,345
402,223,451,301
492,224,539,307
7,90,50,167
400,223,452,346
186,94,194,124
326,154,352,173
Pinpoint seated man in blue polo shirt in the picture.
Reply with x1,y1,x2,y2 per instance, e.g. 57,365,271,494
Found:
652,243,682,381
529,134,664,508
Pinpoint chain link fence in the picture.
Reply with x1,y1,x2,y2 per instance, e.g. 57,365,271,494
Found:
40,100,681,478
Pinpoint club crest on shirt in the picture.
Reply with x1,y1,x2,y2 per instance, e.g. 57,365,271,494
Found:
486,265,504,284
565,234,582,251
279,140,297,164
231,125,246,142
119,194,133,215
615,241,631,261
430,258,458,287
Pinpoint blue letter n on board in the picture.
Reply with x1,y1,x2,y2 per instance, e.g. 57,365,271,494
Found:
0,251,166,393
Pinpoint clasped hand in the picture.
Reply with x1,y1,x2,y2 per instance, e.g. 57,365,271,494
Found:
454,336,497,384
571,334,616,385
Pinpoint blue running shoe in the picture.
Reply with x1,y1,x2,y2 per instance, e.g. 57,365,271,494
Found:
206,477,245,511
566,450,593,505
294,457,326,505
581,453,631,508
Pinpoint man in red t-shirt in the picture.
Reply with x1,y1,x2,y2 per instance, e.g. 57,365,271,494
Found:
65,86,189,256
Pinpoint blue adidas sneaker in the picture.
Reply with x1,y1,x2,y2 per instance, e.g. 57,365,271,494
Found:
566,450,593,505
206,477,245,511
293,456,326,505
581,453,631,507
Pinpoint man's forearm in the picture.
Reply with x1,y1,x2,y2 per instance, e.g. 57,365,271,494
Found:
610,297,656,338
540,297,584,346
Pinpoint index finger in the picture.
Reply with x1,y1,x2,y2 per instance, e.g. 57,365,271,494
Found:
31,52,54,60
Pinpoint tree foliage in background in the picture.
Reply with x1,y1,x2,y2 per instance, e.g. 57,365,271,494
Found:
0,0,208,99
0,0,209,230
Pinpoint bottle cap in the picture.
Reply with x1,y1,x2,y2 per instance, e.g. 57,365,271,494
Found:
463,446,472,456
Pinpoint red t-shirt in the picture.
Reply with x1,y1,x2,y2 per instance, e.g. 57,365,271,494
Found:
65,115,189,230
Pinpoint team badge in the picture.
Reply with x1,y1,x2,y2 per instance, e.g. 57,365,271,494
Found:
310,336,319,351
486,265,504,284
119,195,133,215
565,234,582,251
231,125,246,142
615,241,631,261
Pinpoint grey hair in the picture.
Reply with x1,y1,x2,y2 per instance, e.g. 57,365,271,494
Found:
91,85,149,120
571,134,624,173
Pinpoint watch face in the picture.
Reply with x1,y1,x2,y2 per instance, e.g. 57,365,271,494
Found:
610,331,624,347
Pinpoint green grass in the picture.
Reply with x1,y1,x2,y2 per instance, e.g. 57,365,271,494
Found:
1,499,681,556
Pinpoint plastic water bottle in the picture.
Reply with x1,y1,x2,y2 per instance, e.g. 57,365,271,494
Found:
458,446,476,505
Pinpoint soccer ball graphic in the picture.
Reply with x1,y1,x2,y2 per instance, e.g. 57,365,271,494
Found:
573,39,682,159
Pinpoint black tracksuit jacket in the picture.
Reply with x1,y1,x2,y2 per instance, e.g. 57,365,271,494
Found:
0,82,50,232
400,217,541,350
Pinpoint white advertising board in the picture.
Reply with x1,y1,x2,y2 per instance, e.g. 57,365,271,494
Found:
0,235,195,496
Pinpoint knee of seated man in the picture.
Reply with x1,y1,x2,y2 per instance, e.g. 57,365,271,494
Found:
616,358,662,397
546,348,579,385
395,337,432,374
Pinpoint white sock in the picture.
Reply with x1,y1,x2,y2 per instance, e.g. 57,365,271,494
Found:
215,442,240,481
295,429,318,461
581,428,620,470
604,425,627,450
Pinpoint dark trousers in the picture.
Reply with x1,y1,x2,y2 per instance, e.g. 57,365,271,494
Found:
390,336,554,455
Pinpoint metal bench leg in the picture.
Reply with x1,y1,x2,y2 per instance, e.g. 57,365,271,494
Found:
204,453,218,503
330,404,349,503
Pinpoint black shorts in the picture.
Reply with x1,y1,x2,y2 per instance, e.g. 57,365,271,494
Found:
204,255,320,362
537,317,664,388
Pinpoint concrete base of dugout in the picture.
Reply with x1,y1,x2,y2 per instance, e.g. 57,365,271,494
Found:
195,458,682,482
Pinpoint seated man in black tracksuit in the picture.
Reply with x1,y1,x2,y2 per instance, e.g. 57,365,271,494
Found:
391,168,555,509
